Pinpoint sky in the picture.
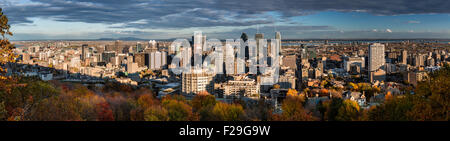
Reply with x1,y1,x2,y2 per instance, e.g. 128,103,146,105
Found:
1,0,450,40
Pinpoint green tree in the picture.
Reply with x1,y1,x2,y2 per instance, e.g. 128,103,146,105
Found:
144,105,169,121
335,100,361,121
162,99,195,121
211,102,245,121
326,98,343,121
369,96,415,121
4,78,60,120
369,64,450,121
192,91,216,112
317,100,328,121
415,64,449,120
0,8,18,120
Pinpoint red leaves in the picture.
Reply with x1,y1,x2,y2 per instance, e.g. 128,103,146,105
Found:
96,102,114,121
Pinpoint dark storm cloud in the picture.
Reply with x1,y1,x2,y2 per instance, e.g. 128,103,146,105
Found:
2,0,450,28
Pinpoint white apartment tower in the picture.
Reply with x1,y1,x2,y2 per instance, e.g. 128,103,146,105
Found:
181,68,215,96
368,43,386,82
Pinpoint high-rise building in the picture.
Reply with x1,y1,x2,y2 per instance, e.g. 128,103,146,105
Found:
275,32,281,48
134,53,147,68
81,44,88,61
145,51,167,70
224,44,236,74
402,50,408,65
415,54,425,67
368,43,386,82
255,33,264,49
154,51,162,69
136,42,144,53
181,68,215,96
102,52,115,64
115,40,123,53
368,43,385,71
192,32,205,67
161,51,167,69
255,33,264,68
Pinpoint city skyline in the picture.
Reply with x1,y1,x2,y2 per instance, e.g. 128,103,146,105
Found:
1,0,449,40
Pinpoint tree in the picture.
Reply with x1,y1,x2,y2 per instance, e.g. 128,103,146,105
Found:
286,89,298,96
316,100,328,121
273,84,281,89
335,100,361,121
326,98,343,121
137,94,158,109
348,82,358,91
369,64,450,121
368,96,415,121
319,88,329,95
27,94,82,121
96,102,114,121
144,105,169,121
162,99,195,121
244,99,272,121
130,93,158,121
0,101,6,120
414,64,450,120
192,91,216,112
0,8,16,77
74,89,106,121
0,8,18,120
3,78,59,121
279,94,314,121
211,102,245,121
105,93,132,121
320,80,328,88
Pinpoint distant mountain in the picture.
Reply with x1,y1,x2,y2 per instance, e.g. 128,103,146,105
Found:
97,37,147,41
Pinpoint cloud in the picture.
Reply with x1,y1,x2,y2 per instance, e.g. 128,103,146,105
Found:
407,20,421,24
1,0,449,29
10,28,450,40
386,29,393,33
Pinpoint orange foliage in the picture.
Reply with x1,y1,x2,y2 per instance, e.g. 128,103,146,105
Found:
96,102,114,121
320,89,329,95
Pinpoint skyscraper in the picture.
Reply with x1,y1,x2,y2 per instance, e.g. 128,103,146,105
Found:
275,32,281,46
368,43,386,82
273,31,281,58
255,33,264,47
134,53,147,68
136,42,143,53
81,44,88,61
255,33,264,66
114,40,122,53
402,50,408,65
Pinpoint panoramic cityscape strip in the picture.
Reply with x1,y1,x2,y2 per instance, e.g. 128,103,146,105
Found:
0,0,449,126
